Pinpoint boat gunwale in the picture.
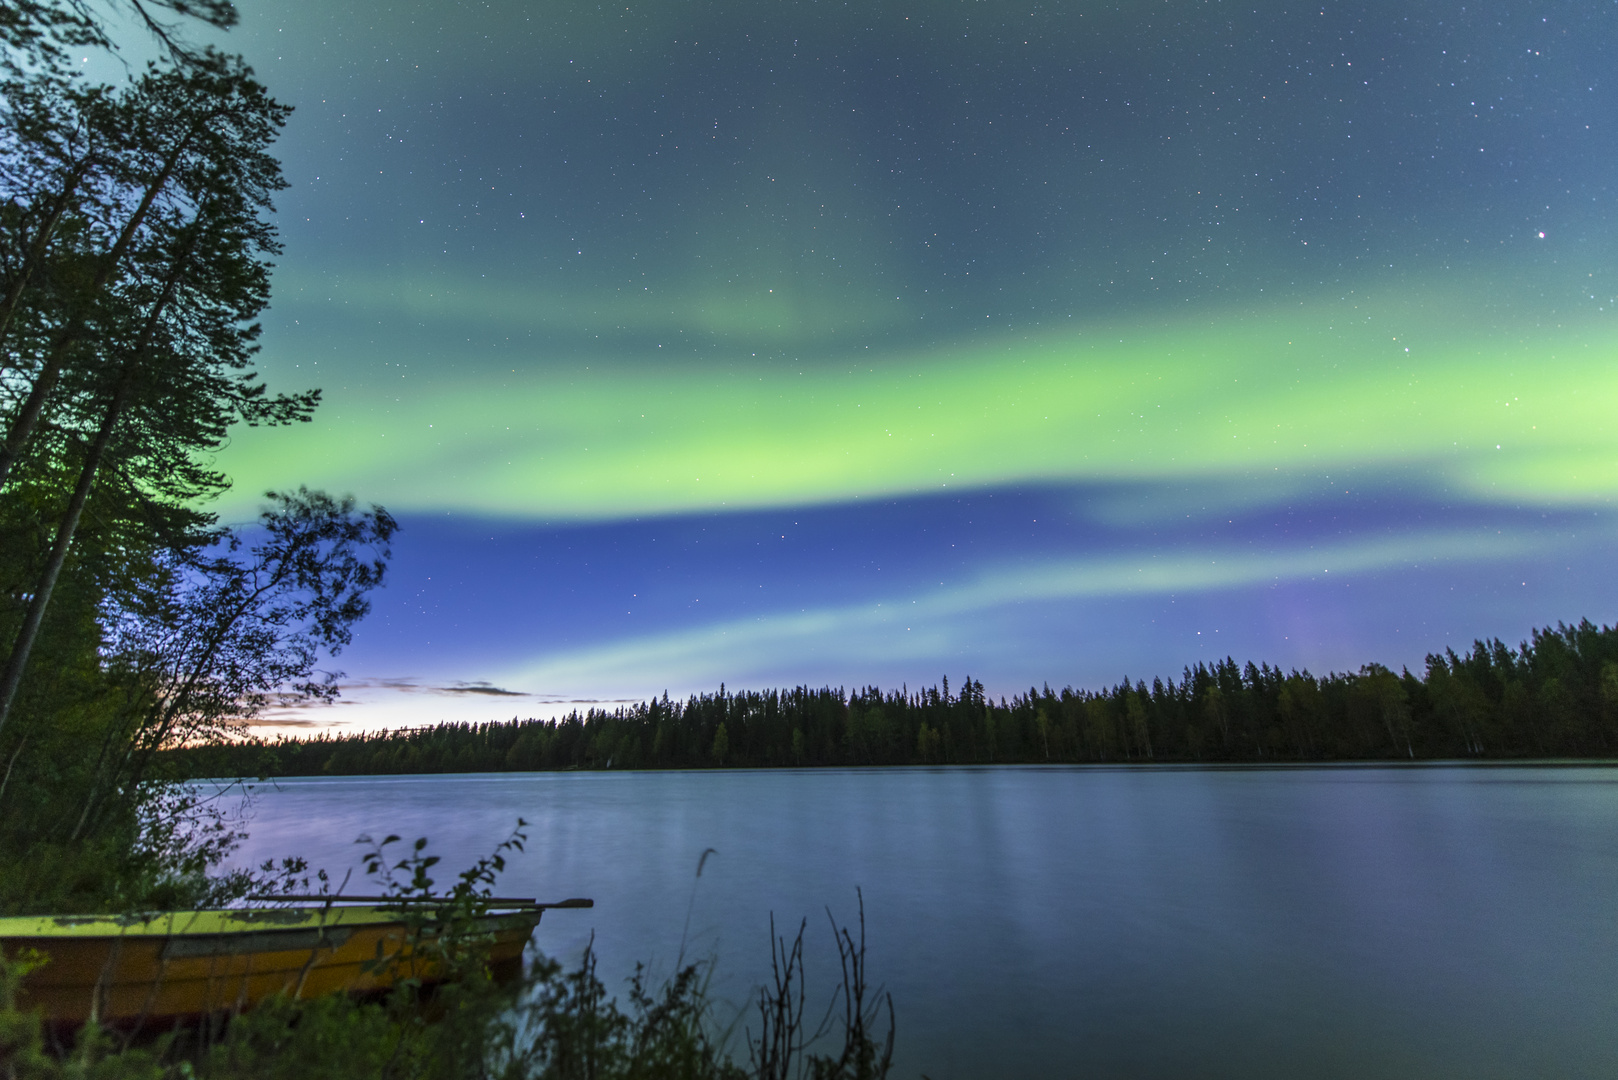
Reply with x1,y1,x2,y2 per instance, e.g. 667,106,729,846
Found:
0,904,547,941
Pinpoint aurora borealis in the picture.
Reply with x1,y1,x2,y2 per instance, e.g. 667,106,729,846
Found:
195,0,1617,729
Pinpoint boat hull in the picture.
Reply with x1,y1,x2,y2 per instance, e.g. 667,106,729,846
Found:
0,906,540,1027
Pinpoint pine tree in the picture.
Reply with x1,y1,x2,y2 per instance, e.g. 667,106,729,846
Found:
0,56,315,734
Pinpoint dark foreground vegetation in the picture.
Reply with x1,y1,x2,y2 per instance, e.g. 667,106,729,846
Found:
2,827,898,1079
187,619,1618,777
0,0,397,912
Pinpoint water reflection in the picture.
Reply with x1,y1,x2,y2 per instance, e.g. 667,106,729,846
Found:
232,766,1618,1079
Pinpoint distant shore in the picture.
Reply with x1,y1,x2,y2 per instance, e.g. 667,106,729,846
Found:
176,619,1618,778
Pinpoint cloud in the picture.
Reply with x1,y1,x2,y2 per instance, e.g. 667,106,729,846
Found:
241,712,330,730
440,682,527,697
245,676,644,736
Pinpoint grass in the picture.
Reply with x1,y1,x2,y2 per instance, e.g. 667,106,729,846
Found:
0,830,898,1080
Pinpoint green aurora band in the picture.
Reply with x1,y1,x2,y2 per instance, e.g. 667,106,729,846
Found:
220,274,1618,522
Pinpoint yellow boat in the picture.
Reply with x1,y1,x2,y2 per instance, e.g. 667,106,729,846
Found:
0,896,592,1029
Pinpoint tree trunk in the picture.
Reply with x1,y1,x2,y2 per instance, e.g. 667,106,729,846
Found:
0,370,135,734
0,155,93,358
0,213,199,735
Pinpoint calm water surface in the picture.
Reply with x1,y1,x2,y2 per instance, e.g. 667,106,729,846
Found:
230,766,1618,1078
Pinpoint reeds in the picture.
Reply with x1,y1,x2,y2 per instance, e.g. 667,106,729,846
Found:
0,833,898,1080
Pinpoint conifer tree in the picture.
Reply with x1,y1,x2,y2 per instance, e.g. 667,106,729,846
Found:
0,56,314,734
0,2,394,912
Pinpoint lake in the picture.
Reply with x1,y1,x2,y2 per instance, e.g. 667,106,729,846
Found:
229,765,1618,1079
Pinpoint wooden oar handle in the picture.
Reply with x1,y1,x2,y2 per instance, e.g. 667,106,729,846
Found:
243,895,594,909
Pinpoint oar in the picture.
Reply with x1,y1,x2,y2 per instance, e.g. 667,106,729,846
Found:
245,895,593,909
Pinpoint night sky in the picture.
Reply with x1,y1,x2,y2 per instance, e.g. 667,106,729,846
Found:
175,0,1618,729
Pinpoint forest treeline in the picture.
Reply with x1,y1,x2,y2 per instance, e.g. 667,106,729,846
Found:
183,619,1618,778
